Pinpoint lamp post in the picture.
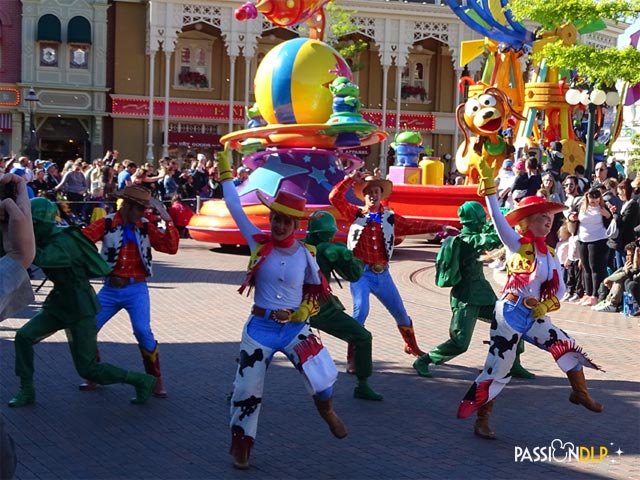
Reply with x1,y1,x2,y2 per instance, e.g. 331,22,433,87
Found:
565,85,619,177
24,88,40,161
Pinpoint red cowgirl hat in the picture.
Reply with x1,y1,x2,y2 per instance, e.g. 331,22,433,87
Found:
504,195,567,226
256,189,308,219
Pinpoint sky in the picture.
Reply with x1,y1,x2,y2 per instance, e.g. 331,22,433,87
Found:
618,17,640,47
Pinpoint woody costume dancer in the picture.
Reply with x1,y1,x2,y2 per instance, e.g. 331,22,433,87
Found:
329,171,451,360
218,150,347,470
79,185,179,397
457,158,603,440
8,198,156,408
305,210,383,401
413,201,534,379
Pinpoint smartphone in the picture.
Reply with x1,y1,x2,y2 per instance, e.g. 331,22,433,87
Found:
0,181,16,201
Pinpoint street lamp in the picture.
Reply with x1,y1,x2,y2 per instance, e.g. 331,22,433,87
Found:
24,88,40,161
565,84,618,177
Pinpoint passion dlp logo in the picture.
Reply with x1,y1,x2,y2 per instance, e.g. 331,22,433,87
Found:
514,439,611,463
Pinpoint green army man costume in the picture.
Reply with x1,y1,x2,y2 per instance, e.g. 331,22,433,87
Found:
413,201,533,379
304,211,382,401
8,198,156,408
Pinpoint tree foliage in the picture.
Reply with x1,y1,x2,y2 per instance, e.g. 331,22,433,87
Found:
509,0,640,85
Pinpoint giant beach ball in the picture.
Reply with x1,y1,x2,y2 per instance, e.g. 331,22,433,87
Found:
254,38,352,125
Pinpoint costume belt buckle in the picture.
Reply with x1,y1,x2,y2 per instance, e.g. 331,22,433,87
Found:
370,263,386,274
108,276,129,288
270,309,292,322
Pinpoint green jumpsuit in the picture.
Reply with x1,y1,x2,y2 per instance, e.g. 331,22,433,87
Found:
11,227,154,407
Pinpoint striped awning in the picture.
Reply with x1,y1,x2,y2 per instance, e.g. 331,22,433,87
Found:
0,113,12,133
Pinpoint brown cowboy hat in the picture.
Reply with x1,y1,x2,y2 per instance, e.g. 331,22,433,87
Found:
115,185,151,207
504,195,567,226
353,176,393,201
256,190,308,219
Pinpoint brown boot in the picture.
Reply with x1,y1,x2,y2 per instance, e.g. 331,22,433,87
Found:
230,426,254,470
313,396,348,439
79,347,101,391
473,400,496,440
397,325,426,357
566,370,603,413
346,343,356,375
139,342,167,398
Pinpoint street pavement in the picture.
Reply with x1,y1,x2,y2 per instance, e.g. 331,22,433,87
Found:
1,236,638,480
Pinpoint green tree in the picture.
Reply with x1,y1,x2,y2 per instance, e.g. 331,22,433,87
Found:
628,133,640,175
509,0,640,86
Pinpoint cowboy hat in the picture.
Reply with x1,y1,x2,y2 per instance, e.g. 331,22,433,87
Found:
115,185,151,207
256,190,308,219
504,196,567,226
353,176,393,201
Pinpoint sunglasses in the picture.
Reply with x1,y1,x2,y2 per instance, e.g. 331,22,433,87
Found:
596,168,606,171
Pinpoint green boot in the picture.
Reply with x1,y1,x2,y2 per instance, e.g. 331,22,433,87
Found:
413,354,433,377
8,382,35,408
354,380,383,401
510,356,535,379
125,371,157,405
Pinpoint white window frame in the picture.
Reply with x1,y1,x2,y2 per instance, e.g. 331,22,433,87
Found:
174,33,215,91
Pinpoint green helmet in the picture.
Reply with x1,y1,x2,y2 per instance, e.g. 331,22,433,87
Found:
458,201,486,226
308,210,337,236
31,197,58,224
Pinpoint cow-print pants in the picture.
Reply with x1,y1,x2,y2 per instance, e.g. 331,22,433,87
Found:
229,316,335,440
463,296,599,412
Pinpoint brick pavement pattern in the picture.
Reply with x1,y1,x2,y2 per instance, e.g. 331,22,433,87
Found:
1,237,638,479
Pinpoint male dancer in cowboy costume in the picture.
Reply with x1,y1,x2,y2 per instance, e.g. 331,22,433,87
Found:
80,185,179,397
329,170,452,360
8,197,156,408
305,210,383,401
218,149,347,470
457,157,603,440
413,201,534,379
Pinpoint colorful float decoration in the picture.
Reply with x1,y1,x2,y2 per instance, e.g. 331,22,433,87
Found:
445,0,624,177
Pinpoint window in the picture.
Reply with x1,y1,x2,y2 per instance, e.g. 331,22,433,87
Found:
37,14,62,68
174,34,213,89
67,16,91,69
400,49,433,104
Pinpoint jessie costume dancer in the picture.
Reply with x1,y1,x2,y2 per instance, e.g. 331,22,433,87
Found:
457,158,603,440
218,150,347,470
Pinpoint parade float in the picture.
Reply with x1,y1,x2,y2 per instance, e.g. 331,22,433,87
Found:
187,0,628,246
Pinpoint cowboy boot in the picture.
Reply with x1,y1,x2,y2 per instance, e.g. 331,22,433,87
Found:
229,426,254,470
8,381,35,408
124,371,157,405
566,370,603,413
353,379,383,401
346,343,356,375
313,396,348,439
397,325,426,357
473,400,496,440
139,342,167,398
413,353,433,377
79,346,101,391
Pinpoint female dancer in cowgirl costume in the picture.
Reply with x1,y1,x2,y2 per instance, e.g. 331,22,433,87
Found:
458,157,603,440
217,149,346,469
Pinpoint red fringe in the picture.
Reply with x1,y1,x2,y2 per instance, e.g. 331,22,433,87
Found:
540,269,560,300
503,272,531,292
548,340,605,372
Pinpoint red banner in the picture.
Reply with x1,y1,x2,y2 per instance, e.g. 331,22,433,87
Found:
111,96,436,131
111,97,245,121
362,111,435,131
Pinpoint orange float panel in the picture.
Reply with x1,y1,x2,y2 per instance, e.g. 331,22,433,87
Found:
188,184,481,245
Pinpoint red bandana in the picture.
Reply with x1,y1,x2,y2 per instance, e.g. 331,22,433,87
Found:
519,229,548,254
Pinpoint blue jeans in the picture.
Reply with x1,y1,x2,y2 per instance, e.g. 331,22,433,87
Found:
95,281,156,351
350,266,412,327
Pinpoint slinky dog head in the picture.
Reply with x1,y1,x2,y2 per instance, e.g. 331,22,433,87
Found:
456,87,525,157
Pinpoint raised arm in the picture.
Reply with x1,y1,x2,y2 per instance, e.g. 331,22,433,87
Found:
218,148,260,250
